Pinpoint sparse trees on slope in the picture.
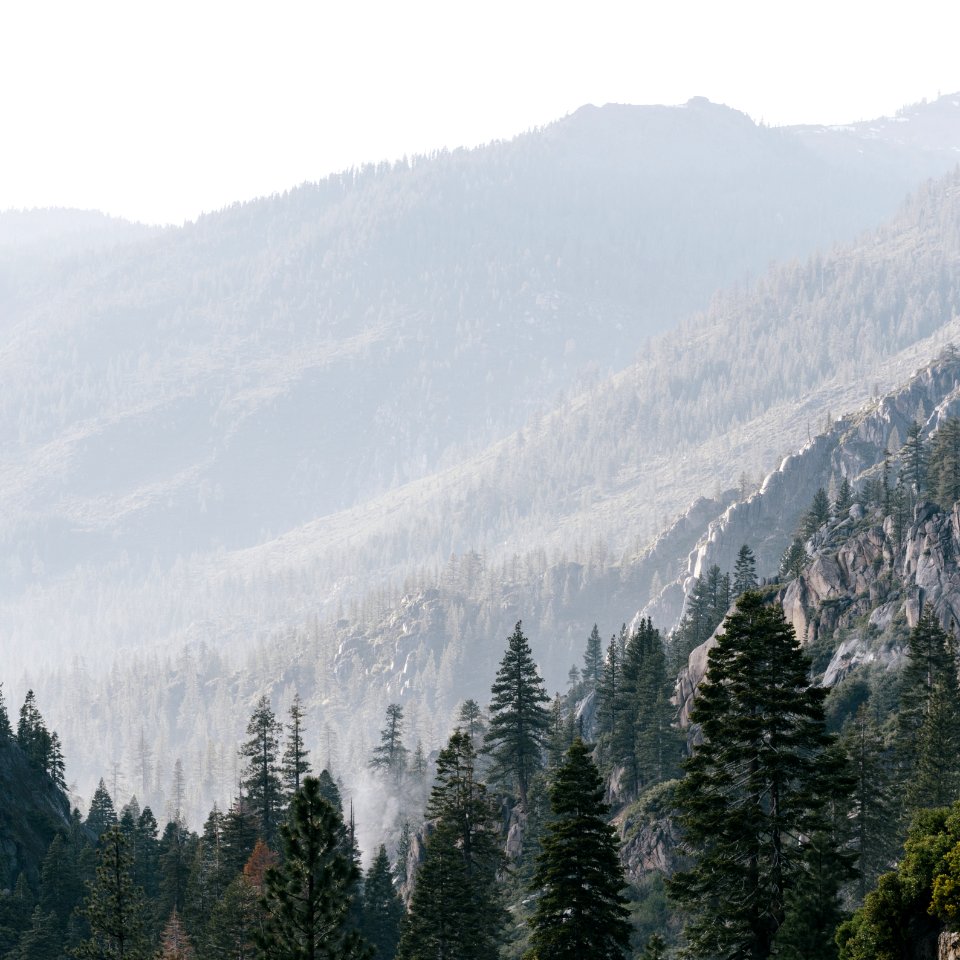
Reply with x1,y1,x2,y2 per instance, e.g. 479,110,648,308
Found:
17,691,54,776
258,776,370,960
668,592,847,959
484,622,550,805
525,738,631,960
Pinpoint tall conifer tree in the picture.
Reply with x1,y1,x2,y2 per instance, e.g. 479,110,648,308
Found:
668,592,847,959
258,776,370,960
240,696,284,846
75,823,150,960
484,622,550,804
525,738,631,960
282,693,311,800
398,731,506,960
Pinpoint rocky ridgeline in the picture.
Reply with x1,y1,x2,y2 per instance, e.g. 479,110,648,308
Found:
668,351,960,727
677,497,960,726
645,351,960,635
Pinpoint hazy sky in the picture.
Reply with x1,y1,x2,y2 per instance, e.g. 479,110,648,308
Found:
3,0,960,225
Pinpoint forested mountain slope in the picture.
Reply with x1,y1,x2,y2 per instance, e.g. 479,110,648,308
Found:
11,98,960,825
11,167,960,683
5,96,960,664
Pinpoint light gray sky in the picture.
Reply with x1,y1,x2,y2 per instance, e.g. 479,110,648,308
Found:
3,0,959,225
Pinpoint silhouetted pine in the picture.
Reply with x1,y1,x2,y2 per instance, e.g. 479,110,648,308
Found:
525,738,630,960
0,682,11,741
258,776,370,960
362,845,403,960
484,622,550,805
282,693,311,800
901,421,926,495
668,592,845,959
240,696,284,846
75,823,150,960
369,704,408,786
733,544,758,595
897,608,960,814
841,707,898,900
86,779,118,845
583,624,604,688
398,731,506,960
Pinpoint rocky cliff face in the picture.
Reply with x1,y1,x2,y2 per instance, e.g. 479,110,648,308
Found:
672,352,960,726
647,352,960,636
676,494,960,727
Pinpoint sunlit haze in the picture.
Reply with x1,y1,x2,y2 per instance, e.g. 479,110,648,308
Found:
3,0,959,224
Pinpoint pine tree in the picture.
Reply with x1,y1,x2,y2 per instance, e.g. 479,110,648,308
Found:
583,624,604,688
800,488,832,540
258,776,370,960
928,417,960,508
525,738,631,960
398,731,506,960
902,421,926,496
484,622,550,805
640,933,667,960
456,700,487,746
0,682,11,742
369,704,409,786
282,693,311,800
733,544,758,596
48,732,66,789
17,690,52,771
204,872,262,960
668,592,847,959
75,823,150,960
86,779,118,844
772,743,856,960
595,636,621,745
362,845,403,960
133,807,161,908
897,608,960,814
240,695,284,846
159,910,195,960
315,770,343,814
158,817,196,924
393,821,411,886
841,706,898,900
37,832,85,935
546,694,569,769
15,907,61,960
779,537,807,580
221,797,260,878
630,621,677,792
834,477,853,515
